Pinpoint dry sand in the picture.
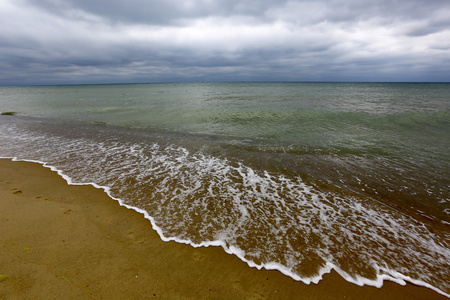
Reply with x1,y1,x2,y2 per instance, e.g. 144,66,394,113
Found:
0,158,446,299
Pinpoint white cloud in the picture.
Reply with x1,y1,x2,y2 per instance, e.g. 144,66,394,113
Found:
0,0,449,84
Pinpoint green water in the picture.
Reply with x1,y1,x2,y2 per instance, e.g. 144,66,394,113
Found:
1,82,448,154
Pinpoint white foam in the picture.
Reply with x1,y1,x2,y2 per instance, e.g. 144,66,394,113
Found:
1,156,449,298
0,120,449,298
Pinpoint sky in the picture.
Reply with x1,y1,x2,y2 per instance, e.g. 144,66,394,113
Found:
1,0,449,85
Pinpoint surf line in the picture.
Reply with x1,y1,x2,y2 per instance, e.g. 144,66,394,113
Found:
2,156,449,298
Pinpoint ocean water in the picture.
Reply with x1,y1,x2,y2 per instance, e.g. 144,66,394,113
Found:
0,82,449,296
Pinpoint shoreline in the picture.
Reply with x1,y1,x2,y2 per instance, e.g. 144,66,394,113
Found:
0,158,447,299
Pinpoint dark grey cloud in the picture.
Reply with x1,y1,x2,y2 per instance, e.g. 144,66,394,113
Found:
1,0,449,85
24,0,450,25
24,0,290,25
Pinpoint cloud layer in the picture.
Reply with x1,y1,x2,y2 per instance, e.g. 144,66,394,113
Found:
1,0,449,84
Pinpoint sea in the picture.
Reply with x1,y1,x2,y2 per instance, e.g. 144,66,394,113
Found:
0,82,448,296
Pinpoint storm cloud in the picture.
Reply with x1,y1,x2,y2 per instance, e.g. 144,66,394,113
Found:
1,0,449,85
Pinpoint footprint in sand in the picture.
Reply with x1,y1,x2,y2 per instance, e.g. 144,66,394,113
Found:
63,209,73,214
125,232,146,244
233,281,266,299
192,251,205,261
105,217,115,224
249,291,266,300
232,280,246,293
12,189,22,195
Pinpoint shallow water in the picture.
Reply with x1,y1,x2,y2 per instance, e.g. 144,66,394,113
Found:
0,82,449,296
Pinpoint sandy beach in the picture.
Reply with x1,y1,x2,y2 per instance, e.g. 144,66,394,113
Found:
0,158,446,299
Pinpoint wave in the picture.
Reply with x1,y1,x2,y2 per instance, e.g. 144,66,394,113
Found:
207,108,449,127
4,155,449,298
203,109,449,156
0,120,449,297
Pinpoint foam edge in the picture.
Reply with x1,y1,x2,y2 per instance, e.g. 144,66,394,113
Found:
3,156,449,298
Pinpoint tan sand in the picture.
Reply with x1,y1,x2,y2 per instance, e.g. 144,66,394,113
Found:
0,158,446,299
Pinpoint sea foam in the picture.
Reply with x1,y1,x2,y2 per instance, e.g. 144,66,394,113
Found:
0,121,449,298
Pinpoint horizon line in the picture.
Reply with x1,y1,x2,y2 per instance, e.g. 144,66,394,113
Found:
1,80,450,87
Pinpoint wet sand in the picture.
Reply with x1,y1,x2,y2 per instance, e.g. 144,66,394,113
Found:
0,158,446,299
